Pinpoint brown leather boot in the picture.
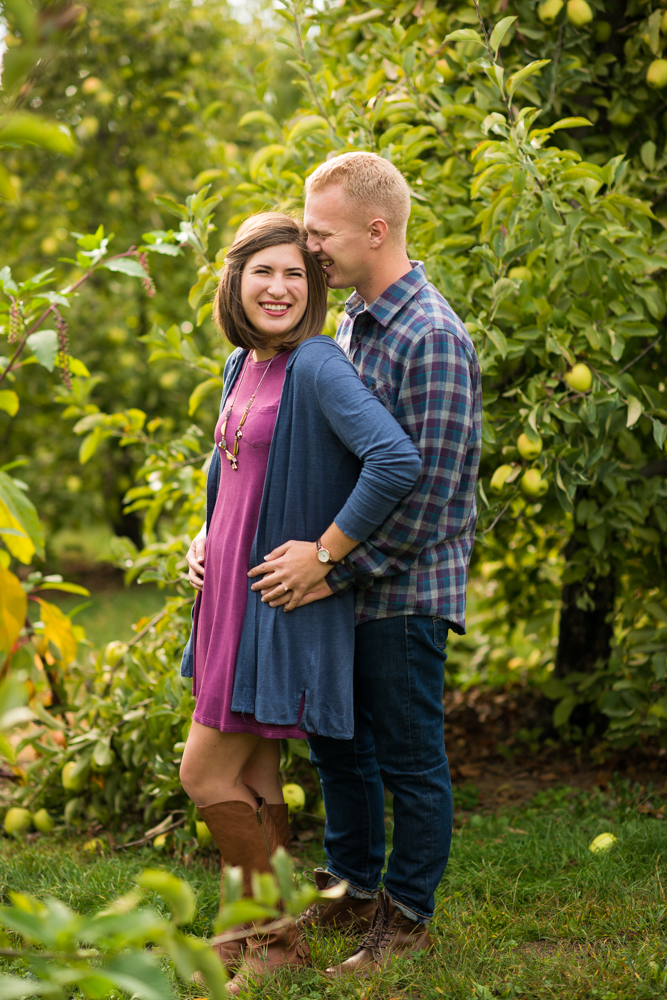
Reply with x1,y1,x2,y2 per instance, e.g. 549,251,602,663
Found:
297,868,377,930
198,797,280,971
227,920,310,996
325,890,432,978
267,802,290,850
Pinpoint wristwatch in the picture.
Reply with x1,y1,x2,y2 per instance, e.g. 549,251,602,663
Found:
316,538,336,564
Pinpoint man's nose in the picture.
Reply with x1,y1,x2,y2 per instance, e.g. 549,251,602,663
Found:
306,233,319,253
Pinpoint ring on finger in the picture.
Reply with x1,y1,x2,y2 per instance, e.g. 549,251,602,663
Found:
282,584,289,594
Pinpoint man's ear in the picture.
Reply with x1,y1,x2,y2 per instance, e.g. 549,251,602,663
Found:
368,217,389,249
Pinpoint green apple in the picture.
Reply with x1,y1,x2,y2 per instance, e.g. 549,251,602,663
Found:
282,783,306,813
62,761,87,793
564,363,593,393
662,10,667,34
521,469,548,498
567,0,593,26
594,20,611,41
517,433,543,460
83,838,104,853
153,833,169,851
538,0,563,24
4,807,32,837
32,808,54,834
104,641,128,667
489,464,513,493
195,821,213,847
589,832,617,853
647,59,667,88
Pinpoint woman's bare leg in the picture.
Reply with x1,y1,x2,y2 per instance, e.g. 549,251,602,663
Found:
243,738,284,804
180,721,266,808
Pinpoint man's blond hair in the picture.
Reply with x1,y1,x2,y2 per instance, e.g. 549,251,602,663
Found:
305,152,411,246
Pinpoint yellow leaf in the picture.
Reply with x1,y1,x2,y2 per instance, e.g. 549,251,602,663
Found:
34,599,78,664
0,566,27,659
0,391,19,416
0,499,35,563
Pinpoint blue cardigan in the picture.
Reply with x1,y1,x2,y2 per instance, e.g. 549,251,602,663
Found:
180,336,421,739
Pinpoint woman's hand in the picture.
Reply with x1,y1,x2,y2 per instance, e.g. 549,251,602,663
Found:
248,540,332,611
186,535,206,591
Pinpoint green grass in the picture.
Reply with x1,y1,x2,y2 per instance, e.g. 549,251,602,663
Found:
1,784,666,999
49,584,167,648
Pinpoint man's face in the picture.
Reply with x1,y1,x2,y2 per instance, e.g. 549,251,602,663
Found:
304,185,372,290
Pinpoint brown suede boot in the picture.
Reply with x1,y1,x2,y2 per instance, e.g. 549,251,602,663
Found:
325,890,432,978
198,797,280,971
267,802,290,850
227,920,310,996
297,868,377,930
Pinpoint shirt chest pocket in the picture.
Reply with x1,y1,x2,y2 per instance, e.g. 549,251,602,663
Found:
244,402,280,449
361,374,393,409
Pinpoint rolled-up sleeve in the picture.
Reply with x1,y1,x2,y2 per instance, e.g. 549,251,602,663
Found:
325,330,479,593
314,353,421,543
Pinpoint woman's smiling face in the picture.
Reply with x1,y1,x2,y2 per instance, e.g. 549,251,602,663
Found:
240,243,309,345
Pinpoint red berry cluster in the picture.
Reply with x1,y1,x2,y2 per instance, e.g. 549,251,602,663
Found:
135,251,156,297
8,302,21,344
56,315,71,389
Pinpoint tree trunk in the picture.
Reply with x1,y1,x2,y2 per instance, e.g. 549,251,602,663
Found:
554,536,615,678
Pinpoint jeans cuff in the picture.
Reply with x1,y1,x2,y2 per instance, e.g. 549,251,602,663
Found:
386,892,431,925
324,866,376,900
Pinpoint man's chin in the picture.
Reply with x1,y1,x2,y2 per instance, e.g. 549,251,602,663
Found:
324,273,354,291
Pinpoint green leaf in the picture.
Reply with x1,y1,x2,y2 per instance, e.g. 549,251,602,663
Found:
188,378,222,416
33,582,90,596
553,695,578,728
529,117,592,138
135,869,196,925
626,395,642,428
102,258,148,278
0,114,75,154
26,330,58,372
0,391,18,417
444,28,483,43
507,59,550,98
0,470,44,560
79,427,102,465
653,418,667,450
154,195,188,219
286,115,329,143
489,16,516,53
347,7,384,24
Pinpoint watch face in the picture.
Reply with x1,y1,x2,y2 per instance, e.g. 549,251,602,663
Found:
317,548,329,563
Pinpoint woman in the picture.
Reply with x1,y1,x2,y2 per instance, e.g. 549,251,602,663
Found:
179,212,421,993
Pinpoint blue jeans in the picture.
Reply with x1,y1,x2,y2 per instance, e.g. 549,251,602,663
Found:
307,615,452,923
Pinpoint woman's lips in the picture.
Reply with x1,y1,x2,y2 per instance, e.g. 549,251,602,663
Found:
259,302,291,316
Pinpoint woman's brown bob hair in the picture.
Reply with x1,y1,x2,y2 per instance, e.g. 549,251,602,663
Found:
213,212,328,352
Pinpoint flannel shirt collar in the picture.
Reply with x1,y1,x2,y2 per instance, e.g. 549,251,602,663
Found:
344,261,427,329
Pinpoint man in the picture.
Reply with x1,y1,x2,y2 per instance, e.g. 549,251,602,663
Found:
249,151,482,975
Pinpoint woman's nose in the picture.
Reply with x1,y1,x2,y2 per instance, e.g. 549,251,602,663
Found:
266,275,288,297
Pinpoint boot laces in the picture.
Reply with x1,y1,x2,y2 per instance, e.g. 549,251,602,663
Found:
359,905,395,961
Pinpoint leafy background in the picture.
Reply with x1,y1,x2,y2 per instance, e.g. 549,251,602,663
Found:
1,0,667,842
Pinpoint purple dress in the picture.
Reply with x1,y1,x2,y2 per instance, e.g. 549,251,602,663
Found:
192,350,304,737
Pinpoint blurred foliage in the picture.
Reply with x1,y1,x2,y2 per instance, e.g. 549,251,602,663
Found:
4,0,667,841
0,848,324,1000
0,0,299,545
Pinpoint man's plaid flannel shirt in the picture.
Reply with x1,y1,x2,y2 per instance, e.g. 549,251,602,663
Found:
326,262,482,633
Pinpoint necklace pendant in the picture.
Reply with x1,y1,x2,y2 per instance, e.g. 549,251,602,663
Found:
231,460,238,471
235,429,243,440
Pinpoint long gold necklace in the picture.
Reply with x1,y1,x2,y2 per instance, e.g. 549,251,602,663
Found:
219,354,275,471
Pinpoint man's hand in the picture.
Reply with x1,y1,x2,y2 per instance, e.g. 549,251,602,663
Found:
186,535,206,591
248,540,333,612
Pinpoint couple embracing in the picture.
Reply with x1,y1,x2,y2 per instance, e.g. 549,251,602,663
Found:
179,152,482,994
